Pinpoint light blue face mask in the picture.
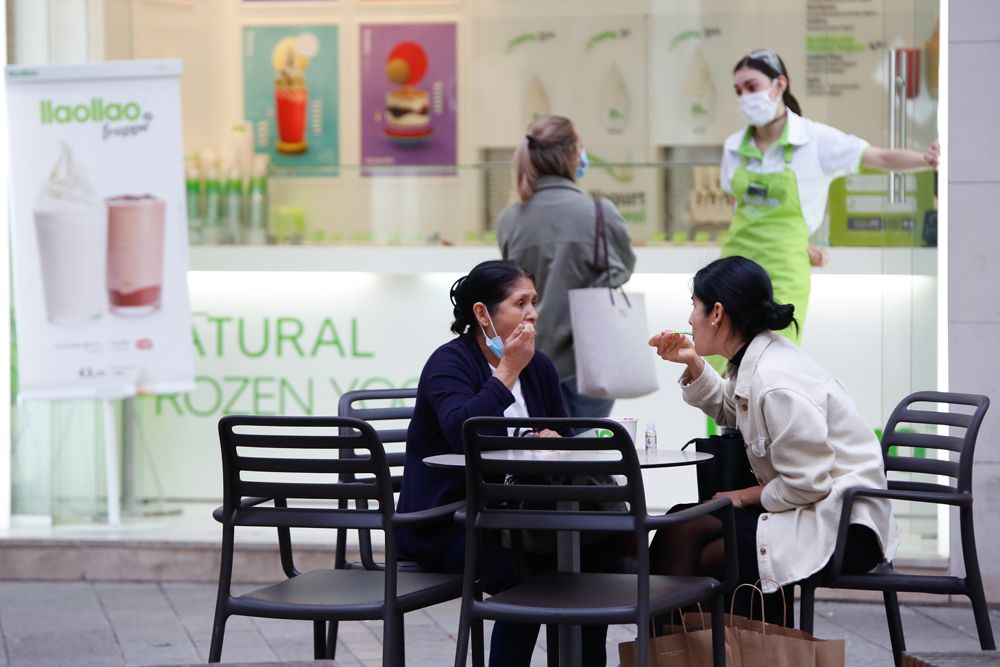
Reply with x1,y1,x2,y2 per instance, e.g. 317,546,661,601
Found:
479,310,504,360
577,147,589,179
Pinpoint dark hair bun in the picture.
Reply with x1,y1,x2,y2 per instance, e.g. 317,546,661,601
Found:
766,302,796,331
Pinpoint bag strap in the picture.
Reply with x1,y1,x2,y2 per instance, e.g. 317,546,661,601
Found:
592,196,631,307
593,196,610,276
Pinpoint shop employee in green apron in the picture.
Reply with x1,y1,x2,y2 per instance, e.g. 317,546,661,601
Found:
721,48,939,345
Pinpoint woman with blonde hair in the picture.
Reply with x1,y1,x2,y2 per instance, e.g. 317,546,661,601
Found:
497,114,635,417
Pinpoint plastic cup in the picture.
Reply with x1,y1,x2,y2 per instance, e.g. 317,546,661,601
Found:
614,417,638,444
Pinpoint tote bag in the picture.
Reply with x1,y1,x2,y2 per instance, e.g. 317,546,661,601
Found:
568,198,659,399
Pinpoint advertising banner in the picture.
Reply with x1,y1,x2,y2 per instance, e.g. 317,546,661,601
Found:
6,59,195,401
359,22,458,175
243,25,341,177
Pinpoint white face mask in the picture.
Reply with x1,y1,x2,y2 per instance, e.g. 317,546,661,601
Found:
739,80,780,127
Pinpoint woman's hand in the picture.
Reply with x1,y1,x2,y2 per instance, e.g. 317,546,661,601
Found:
713,485,763,509
494,322,536,388
807,244,830,268
648,330,698,365
924,139,940,169
531,428,561,438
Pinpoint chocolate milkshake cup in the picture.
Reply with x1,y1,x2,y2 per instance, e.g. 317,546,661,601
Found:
106,195,166,315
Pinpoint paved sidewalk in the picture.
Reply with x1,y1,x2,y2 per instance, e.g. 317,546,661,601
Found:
0,581,997,666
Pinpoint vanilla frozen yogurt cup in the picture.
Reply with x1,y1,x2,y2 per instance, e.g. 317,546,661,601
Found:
33,143,107,325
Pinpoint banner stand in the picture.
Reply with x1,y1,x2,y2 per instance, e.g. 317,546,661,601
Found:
102,398,121,526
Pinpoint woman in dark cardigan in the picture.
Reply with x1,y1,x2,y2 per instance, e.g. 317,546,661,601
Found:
396,259,616,667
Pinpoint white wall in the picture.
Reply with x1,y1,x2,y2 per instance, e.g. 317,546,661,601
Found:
947,0,1000,601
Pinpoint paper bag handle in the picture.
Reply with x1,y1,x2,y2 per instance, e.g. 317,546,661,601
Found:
729,578,787,634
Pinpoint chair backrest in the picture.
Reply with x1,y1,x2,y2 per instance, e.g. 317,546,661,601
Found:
881,391,990,495
338,388,417,492
461,416,645,534
336,388,417,569
217,415,396,533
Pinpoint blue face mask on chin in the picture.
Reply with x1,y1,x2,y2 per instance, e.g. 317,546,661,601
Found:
577,148,589,180
479,311,504,360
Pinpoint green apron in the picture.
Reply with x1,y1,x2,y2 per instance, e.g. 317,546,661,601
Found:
708,129,810,374
724,130,811,340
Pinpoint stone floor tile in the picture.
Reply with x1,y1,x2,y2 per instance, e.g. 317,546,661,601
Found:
3,629,124,667
912,604,999,643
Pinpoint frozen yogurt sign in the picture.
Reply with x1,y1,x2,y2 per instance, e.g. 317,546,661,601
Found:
39,96,155,141
5,59,193,400
40,98,143,124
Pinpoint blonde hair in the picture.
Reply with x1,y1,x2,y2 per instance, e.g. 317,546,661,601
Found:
514,115,579,203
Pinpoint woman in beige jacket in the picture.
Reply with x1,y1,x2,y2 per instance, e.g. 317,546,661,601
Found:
648,256,899,625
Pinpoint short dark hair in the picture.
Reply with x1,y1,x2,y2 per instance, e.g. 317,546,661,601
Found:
449,260,534,335
692,256,797,342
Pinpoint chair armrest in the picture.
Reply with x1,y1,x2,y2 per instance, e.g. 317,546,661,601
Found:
212,497,274,523
829,486,971,576
643,496,734,531
392,500,466,527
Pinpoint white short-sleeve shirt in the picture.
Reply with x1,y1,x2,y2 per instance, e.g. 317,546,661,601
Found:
720,111,869,234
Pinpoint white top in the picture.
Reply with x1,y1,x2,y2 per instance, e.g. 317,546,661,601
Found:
499,371,529,436
679,331,899,592
720,111,869,234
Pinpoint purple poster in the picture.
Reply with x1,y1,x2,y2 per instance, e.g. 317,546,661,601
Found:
359,22,457,176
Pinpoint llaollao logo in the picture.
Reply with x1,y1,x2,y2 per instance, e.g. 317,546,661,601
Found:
40,98,143,124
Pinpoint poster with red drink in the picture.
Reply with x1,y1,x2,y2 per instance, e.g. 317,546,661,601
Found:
359,22,457,176
243,25,340,177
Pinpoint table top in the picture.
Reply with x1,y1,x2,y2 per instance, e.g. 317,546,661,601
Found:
423,449,712,470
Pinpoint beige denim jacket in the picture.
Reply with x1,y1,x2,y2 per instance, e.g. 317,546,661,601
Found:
680,331,900,592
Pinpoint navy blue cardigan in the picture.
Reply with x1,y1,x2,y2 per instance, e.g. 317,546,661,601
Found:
395,332,567,565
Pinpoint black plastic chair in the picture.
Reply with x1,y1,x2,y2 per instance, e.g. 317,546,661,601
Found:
798,391,996,667
209,415,463,666
453,416,737,667
335,387,418,571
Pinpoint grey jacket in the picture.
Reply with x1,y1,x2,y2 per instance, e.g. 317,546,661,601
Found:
497,175,636,381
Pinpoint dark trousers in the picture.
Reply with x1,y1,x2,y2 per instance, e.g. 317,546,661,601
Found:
438,531,624,667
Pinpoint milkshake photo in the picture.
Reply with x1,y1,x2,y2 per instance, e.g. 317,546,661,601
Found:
106,195,166,315
34,143,108,326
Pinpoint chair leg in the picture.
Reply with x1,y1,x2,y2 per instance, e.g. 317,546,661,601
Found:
711,592,726,667
545,624,559,667
472,617,485,667
380,613,405,667
968,582,997,650
208,612,227,663
883,590,906,667
799,580,816,634
454,601,473,667
326,619,339,659
313,620,327,659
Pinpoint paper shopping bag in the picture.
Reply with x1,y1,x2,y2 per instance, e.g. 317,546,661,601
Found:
720,582,845,667
619,620,740,667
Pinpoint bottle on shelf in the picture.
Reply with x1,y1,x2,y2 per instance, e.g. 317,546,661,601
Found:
184,158,203,245
644,421,657,453
201,151,223,244
221,162,243,244
244,154,269,245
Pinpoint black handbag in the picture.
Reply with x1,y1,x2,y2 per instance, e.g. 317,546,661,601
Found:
682,431,759,501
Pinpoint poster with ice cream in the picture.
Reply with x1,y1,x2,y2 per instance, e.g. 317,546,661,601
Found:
5,59,194,400
359,22,457,175
243,25,340,177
